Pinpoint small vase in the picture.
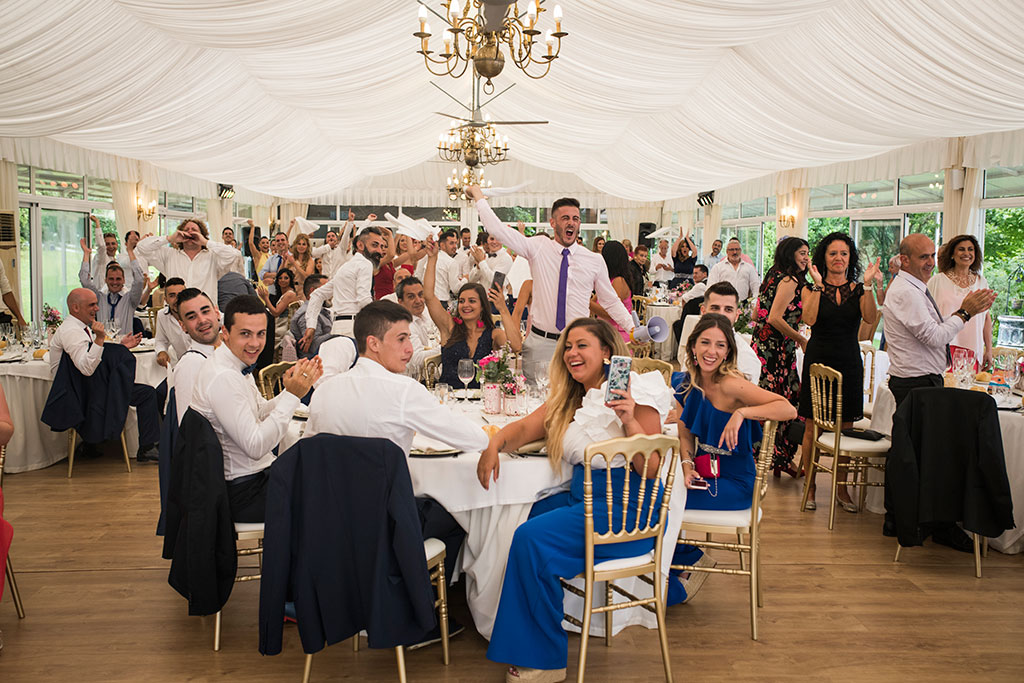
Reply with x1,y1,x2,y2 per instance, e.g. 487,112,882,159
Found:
482,383,502,414
503,392,526,416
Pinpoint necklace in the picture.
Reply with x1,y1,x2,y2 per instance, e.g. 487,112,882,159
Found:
947,269,975,289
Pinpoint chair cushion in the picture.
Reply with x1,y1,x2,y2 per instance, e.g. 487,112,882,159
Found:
424,537,446,562
234,521,265,538
593,550,654,572
681,507,758,528
816,431,891,453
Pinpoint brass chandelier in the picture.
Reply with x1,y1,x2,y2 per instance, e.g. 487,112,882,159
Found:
447,166,493,201
415,1,568,92
438,116,509,167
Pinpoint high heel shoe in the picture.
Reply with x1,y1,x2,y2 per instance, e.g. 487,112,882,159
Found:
838,498,859,513
773,463,801,479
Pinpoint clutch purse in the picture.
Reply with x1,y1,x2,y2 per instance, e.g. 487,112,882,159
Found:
694,442,732,479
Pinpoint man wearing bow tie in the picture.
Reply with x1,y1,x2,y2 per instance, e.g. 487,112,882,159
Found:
468,231,514,288
79,237,145,339
190,296,321,522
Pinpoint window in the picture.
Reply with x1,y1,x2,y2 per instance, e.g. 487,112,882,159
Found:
538,206,598,223
195,198,207,215
898,171,943,205
847,180,894,209
86,176,112,203
35,168,84,200
696,206,705,221
721,203,740,221
741,198,766,219
807,216,850,248
906,212,942,245
767,196,777,216
19,206,31,315
809,184,844,212
852,218,902,267
761,221,777,270
984,165,1024,199
165,192,193,212
306,204,335,220
17,165,30,194
405,206,462,222
347,206,399,220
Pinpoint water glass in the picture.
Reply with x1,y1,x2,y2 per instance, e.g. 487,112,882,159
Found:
435,383,450,405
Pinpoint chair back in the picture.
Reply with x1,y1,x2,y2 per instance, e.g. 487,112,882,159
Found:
285,300,302,328
146,307,159,336
859,342,876,402
751,421,778,530
632,357,672,386
628,341,652,359
258,361,295,400
422,352,441,389
581,434,680,568
809,363,844,455
632,296,651,324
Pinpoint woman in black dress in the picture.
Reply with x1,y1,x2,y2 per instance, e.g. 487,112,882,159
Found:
669,232,697,288
798,232,882,511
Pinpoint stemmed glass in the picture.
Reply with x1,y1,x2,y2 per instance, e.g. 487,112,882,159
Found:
534,365,550,401
457,358,476,402
106,318,120,342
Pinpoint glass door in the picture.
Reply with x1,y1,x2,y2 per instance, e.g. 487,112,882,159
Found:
38,207,89,317
852,218,902,267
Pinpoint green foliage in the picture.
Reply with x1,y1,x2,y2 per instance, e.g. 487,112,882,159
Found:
984,208,1024,262
807,216,850,250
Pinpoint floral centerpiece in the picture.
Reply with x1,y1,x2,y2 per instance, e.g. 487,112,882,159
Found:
42,303,63,330
478,347,525,414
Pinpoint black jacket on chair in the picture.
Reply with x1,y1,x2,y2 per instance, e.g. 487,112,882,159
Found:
162,408,237,616
887,388,1014,546
156,388,178,536
258,434,436,656
41,343,136,443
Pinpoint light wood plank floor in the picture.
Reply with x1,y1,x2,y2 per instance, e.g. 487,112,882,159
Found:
1,455,1022,682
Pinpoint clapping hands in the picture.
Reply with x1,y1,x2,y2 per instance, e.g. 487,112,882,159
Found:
282,357,323,397
863,257,883,285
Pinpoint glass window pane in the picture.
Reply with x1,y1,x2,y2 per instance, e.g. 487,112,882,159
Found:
721,203,740,221
347,205,398,221
166,192,193,212
741,198,765,218
898,171,944,205
35,168,84,200
847,180,894,209
39,209,88,317
195,198,207,215
809,184,844,212
17,165,30,194
86,176,113,203
489,207,533,223
19,207,31,316
853,218,902,267
984,165,1024,199
767,196,777,216
697,206,705,221
598,208,607,224
159,191,167,206
807,216,850,249
761,221,777,273
906,212,942,245
306,204,335,220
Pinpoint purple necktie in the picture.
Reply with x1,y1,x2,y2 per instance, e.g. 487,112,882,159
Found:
555,247,570,330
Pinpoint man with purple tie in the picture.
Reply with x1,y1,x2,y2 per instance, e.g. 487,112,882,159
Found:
466,185,635,381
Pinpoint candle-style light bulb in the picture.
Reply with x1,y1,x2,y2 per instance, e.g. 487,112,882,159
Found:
545,30,554,56
527,0,538,26
554,4,563,33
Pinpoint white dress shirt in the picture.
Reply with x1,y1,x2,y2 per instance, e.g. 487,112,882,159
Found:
707,259,761,301
682,281,707,303
154,308,191,363
305,251,374,326
650,252,675,284
312,238,353,279
676,314,761,384
704,253,723,268
49,316,103,377
470,249,515,289
306,357,489,456
434,250,462,302
406,310,439,377
135,236,243,303
0,260,14,315
476,199,634,334
79,259,145,336
316,335,359,386
190,343,300,481
172,341,216,425
883,271,964,378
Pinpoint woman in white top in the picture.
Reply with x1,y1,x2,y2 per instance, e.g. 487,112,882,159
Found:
927,234,992,371
477,317,671,683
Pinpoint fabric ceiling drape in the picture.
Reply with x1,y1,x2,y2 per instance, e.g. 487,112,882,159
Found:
111,181,139,237
703,205,722,255
0,161,17,214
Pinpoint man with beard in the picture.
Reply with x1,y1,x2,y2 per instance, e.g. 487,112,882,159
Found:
301,226,387,345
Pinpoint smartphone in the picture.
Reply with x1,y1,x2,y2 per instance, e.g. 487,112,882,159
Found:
689,478,710,490
605,355,632,403
490,270,506,294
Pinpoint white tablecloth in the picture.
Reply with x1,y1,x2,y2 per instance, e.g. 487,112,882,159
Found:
0,344,166,473
646,303,682,361
280,401,687,640
869,383,1024,554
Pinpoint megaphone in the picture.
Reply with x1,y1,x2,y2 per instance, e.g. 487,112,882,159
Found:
629,311,670,344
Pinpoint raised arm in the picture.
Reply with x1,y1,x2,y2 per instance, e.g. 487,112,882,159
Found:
246,219,259,260
467,186,533,258
801,266,824,327
78,239,101,296
511,279,532,326
489,287,522,352
422,241,455,341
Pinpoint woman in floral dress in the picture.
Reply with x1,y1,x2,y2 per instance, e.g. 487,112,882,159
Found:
751,237,810,477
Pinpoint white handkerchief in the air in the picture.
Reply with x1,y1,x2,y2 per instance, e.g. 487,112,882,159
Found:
482,181,531,197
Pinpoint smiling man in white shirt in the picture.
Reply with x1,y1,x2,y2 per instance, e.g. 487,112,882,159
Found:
676,281,761,384
394,275,438,378
650,239,674,286
190,295,321,522
136,218,243,304
433,229,464,307
707,237,760,301
171,287,222,425
155,278,190,369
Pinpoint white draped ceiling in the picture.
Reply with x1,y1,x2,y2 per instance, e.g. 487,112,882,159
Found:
2,1,1024,202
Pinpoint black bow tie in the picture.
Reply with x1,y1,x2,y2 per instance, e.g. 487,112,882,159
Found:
487,253,496,258
241,363,257,376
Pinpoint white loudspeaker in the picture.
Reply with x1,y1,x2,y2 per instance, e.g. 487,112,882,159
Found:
630,312,671,344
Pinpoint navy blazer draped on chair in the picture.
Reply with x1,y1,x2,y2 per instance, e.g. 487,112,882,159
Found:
258,434,436,656
41,342,136,443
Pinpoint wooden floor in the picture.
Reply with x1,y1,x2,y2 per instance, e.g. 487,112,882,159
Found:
1,455,1023,682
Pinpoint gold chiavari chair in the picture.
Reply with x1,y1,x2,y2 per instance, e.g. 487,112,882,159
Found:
800,364,890,528
859,341,876,418
672,421,777,640
627,341,652,359
213,522,265,651
67,428,132,478
632,296,652,324
559,434,679,683
0,446,26,619
632,357,673,387
146,307,159,336
422,352,442,389
302,540,450,682
257,361,295,400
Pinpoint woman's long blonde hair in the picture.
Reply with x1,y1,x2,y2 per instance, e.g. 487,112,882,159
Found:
291,234,312,267
680,313,745,399
543,318,628,470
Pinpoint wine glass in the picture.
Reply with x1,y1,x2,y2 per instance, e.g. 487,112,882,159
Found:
535,365,550,400
106,318,120,342
457,359,476,401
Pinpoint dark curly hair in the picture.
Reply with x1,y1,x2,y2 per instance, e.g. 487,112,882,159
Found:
811,232,861,283
937,234,982,274
761,236,809,294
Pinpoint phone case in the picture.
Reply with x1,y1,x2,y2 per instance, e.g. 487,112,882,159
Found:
605,355,632,403
491,270,506,292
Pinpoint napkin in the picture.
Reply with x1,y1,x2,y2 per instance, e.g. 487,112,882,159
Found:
482,182,531,198
412,434,459,453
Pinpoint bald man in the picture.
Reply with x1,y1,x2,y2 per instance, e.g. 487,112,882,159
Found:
880,232,996,547
50,288,162,462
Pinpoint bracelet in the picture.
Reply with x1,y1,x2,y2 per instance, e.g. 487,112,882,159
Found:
680,458,694,467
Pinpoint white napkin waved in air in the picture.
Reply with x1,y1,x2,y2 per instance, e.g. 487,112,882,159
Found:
482,181,531,198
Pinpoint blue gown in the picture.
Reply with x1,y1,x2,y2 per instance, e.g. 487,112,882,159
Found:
668,386,762,604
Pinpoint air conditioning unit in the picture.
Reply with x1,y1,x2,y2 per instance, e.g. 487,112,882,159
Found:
0,211,15,248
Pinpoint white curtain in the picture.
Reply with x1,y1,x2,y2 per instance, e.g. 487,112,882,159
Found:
702,205,722,256
957,167,985,241
205,198,234,234
604,205,662,243
111,181,139,237
252,205,271,231
0,160,16,213
279,203,309,241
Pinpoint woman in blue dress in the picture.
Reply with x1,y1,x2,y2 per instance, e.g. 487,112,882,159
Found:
670,313,797,604
477,318,673,683
423,239,520,388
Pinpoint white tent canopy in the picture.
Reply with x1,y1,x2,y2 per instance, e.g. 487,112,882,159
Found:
3,1,1024,202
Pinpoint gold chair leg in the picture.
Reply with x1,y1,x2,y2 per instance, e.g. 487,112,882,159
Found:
737,533,745,571
750,537,759,641
120,430,132,473
302,653,313,683
436,559,450,666
799,444,817,511
982,537,989,558
973,533,982,579
652,569,673,683
893,542,902,563
576,575,593,683
5,558,26,619
827,455,840,531
352,633,359,652
604,581,613,647
755,536,764,609
67,431,76,478
395,646,407,683
213,610,221,651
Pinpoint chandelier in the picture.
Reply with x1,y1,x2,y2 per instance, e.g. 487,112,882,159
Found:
438,117,509,167
447,166,493,201
415,1,568,92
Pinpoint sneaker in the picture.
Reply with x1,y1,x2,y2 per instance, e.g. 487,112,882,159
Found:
136,444,159,463
681,554,717,604
407,618,465,651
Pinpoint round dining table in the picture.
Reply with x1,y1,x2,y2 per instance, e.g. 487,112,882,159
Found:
646,302,682,361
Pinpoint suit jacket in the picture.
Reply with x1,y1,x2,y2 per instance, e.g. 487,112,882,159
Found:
162,408,237,616
888,388,1014,545
259,434,436,656
156,388,178,536
41,342,136,443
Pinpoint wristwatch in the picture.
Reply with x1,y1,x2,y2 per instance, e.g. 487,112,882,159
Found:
954,308,971,323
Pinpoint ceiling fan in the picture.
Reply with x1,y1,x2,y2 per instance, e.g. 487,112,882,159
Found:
431,73,547,131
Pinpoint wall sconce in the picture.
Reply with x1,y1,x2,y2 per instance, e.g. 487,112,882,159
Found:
137,198,157,221
779,207,797,229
